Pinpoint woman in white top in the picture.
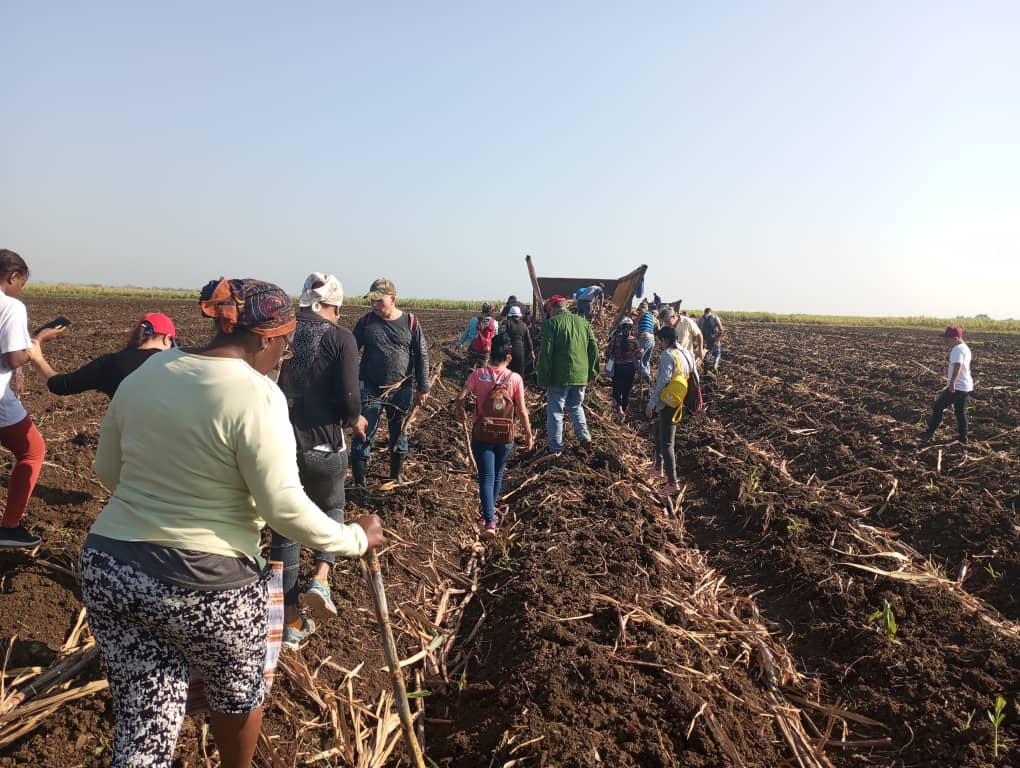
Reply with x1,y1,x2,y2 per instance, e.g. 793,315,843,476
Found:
0,249,50,550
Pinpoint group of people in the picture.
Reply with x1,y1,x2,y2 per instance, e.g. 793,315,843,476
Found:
456,292,709,500
0,254,450,767
0,249,979,768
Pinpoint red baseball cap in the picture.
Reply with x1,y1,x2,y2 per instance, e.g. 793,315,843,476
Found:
545,295,567,312
139,312,176,338
942,325,963,339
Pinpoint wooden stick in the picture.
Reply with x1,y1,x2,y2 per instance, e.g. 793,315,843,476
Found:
395,365,444,450
362,550,427,768
0,646,99,719
462,418,477,472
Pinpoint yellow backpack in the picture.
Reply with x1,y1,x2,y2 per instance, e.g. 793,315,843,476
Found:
658,349,689,423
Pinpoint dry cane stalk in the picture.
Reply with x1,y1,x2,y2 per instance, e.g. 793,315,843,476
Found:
462,417,477,472
362,550,427,768
395,365,444,450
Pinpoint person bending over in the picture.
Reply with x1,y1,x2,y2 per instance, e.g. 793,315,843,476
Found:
30,312,176,399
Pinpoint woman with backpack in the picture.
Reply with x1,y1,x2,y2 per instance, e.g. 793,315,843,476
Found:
455,333,534,539
456,303,499,368
645,326,694,496
503,305,534,378
606,316,640,420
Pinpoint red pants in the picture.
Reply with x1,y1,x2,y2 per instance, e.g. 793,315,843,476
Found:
0,416,45,528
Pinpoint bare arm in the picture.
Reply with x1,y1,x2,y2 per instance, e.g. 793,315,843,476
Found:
455,382,472,421
513,385,534,450
3,350,31,370
948,362,961,392
28,342,58,382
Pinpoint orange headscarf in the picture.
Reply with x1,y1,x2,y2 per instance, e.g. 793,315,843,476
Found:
199,277,296,338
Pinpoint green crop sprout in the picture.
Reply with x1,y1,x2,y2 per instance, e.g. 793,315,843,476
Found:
988,695,1006,758
868,599,900,644
985,563,1005,582
952,709,975,733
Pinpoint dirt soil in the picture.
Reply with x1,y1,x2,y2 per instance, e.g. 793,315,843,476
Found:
0,300,1017,767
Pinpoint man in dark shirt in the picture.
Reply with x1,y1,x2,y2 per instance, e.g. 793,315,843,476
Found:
499,295,531,323
697,307,724,373
351,278,430,485
273,273,367,649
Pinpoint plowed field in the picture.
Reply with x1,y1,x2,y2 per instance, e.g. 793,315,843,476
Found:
0,300,1016,767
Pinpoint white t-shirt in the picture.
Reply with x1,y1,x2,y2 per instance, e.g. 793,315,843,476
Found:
675,315,703,354
0,293,32,427
948,342,973,392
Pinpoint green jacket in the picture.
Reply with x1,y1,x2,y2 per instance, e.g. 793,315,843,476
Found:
537,311,600,387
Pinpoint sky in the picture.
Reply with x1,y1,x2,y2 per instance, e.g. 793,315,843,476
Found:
3,1,1019,318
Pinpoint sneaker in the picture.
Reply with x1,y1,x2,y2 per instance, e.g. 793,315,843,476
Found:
645,464,663,477
0,525,42,549
281,617,316,651
657,482,681,495
482,522,498,541
918,431,935,444
299,579,337,622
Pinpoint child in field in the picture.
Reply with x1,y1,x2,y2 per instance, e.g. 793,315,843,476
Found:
920,326,973,444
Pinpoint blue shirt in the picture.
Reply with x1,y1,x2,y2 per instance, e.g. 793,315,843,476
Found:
457,316,499,348
574,285,603,302
638,311,655,334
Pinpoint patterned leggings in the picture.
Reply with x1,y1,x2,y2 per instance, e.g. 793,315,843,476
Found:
81,548,269,768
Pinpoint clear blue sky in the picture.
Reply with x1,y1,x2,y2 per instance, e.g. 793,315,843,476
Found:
4,2,1018,317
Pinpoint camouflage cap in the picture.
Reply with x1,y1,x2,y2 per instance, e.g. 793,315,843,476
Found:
366,278,397,300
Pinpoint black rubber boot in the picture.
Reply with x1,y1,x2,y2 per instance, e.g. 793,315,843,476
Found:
389,452,405,482
351,458,369,487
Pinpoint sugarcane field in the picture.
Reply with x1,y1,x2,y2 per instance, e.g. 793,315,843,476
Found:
0,290,1015,768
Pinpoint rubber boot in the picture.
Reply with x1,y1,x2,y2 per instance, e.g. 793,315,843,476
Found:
389,452,405,483
351,458,368,487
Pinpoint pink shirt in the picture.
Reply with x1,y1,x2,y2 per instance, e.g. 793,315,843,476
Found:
465,367,524,424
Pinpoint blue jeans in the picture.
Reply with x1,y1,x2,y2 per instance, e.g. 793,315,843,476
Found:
351,381,413,461
638,333,655,378
269,448,347,607
653,408,678,484
546,384,591,453
470,439,513,525
703,338,721,371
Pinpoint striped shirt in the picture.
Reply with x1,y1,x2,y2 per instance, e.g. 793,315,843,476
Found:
638,311,655,335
